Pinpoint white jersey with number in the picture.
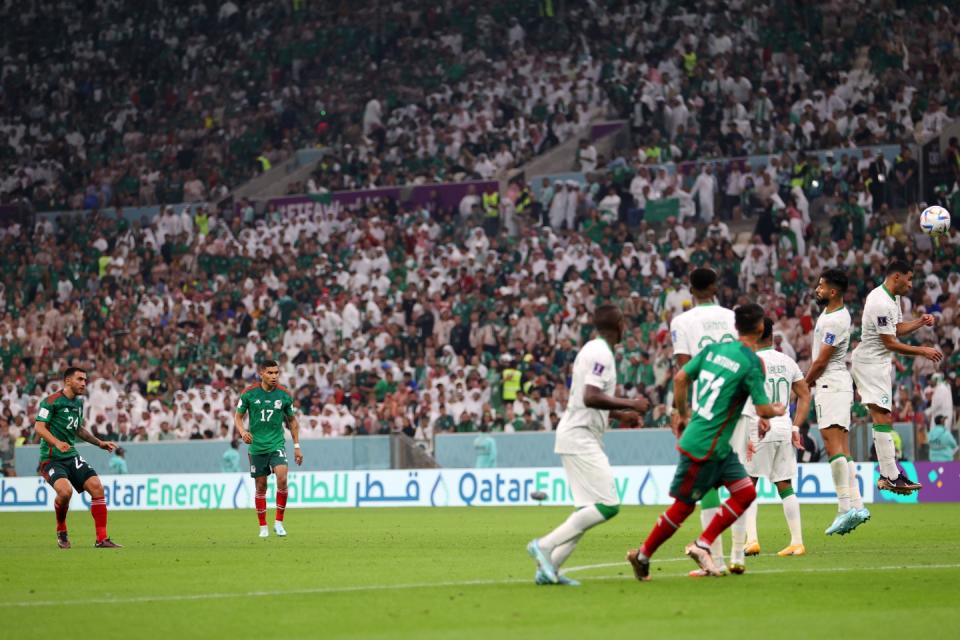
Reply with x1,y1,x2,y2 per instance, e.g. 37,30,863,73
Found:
742,348,803,442
670,303,737,357
555,338,617,454
853,285,901,363
811,307,853,391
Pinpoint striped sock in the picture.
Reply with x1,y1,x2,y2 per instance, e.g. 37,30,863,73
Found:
698,478,756,546
90,497,108,542
640,500,695,558
255,493,267,526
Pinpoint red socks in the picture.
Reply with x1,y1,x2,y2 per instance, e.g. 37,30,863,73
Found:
698,478,756,546
255,493,267,526
55,498,69,533
90,497,108,542
276,490,288,522
640,500,696,558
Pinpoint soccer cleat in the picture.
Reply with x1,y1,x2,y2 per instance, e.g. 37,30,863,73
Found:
877,474,922,495
685,541,723,577
526,539,558,584
729,563,746,575
274,522,287,537
777,544,806,557
626,548,651,581
744,541,761,556
856,507,871,524
688,564,730,578
94,538,122,548
57,532,71,549
259,525,269,538
535,570,580,586
825,509,857,535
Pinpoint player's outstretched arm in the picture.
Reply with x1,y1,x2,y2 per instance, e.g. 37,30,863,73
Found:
804,343,834,386
754,403,787,419
896,314,935,337
234,412,252,444
879,334,943,362
791,380,811,428
286,415,303,466
34,421,71,454
77,426,116,452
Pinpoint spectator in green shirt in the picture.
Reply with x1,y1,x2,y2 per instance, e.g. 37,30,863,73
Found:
108,448,129,475
473,425,498,468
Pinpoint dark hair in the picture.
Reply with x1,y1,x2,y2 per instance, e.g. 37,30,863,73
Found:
820,268,848,292
259,359,279,370
63,367,86,380
760,317,774,341
886,260,912,276
734,303,765,335
690,267,718,292
593,303,623,332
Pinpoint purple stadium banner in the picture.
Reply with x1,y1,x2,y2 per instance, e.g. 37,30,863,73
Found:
265,180,498,216
590,121,626,142
914,462,960,502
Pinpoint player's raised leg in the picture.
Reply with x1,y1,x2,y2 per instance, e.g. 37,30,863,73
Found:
822,428,857,535
85,476,121,548
847,456,869,524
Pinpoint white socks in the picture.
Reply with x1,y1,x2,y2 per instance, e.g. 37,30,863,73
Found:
830,455,851,512
744,500,758,543
873,429,899,479
847,458,864,510
550,534,582,569
731,514,747,565
701,508,725,565
539,505,606,552
781,493,803,545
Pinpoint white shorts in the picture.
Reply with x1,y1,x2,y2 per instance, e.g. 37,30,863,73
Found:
815,389,853,430
745,440,797,483
851,359,892,411
561,451,617,507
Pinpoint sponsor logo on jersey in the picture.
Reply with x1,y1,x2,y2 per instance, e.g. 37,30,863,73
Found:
824,332,836,345
592,362,605,375
274,400,282,409
877,316,888,327
38,407,49,419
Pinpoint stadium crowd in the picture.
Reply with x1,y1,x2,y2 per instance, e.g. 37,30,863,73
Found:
3,1,958,212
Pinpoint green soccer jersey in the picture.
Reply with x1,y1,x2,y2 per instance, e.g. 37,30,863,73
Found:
678,342,770,462
236,384,296,455
35,391,83,461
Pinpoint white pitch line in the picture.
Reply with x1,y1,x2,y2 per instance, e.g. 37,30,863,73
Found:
2,563,958,608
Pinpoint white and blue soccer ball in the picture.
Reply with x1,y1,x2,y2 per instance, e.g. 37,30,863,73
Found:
919,205,951,236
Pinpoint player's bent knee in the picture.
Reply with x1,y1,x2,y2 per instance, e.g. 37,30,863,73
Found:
595,503,620,520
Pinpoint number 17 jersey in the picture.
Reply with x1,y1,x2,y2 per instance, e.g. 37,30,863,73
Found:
236,384,296,455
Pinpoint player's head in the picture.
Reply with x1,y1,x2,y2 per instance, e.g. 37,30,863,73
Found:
758,317,774,348
593,303,625,344
885,260,913,295
259,359,280,389
63,367,87,395
689,267,718,300
734,303,765,339
815,268,848,306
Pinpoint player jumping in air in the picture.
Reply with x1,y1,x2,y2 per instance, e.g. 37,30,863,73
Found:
627,303,785,580
527,304,647,585
805,269,869,535
235,359,303,538
850,260,942,496
729,318,810,571
34,367,122,548
669,267,737,575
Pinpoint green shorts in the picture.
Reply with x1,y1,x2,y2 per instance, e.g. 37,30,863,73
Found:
248,449,288,478
40,456,98,492
669,450,748,504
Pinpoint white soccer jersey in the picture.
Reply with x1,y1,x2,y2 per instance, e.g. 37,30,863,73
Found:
854,285,901,363
812,306,853,390
555,338,617,454
742,348,804,442
670,303,737,357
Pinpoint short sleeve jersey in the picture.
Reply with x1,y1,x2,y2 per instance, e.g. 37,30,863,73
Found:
678,342,771,461
812,306,852,389
236,384,296,455
555,338,617,454
741,348,804,442
670,304,738,358
855,285,901,363
35,391,83,461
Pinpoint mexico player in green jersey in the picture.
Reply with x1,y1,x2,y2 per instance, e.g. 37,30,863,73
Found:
34,367,122,548
234,360,303,538
627,304,785,579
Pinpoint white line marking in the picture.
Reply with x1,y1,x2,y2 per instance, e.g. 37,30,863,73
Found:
2,563,958,608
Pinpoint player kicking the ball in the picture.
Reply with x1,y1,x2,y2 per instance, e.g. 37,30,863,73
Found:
235,359,303,538
627,304,785,580
729,318,810,571
851,261,942,496
34,367,122,548
806,269,869,535
527,304,647,585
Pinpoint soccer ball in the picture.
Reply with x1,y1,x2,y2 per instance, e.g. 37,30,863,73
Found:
919,205,951,236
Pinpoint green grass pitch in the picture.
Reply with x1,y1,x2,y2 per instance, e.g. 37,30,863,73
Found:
2,504,958,639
